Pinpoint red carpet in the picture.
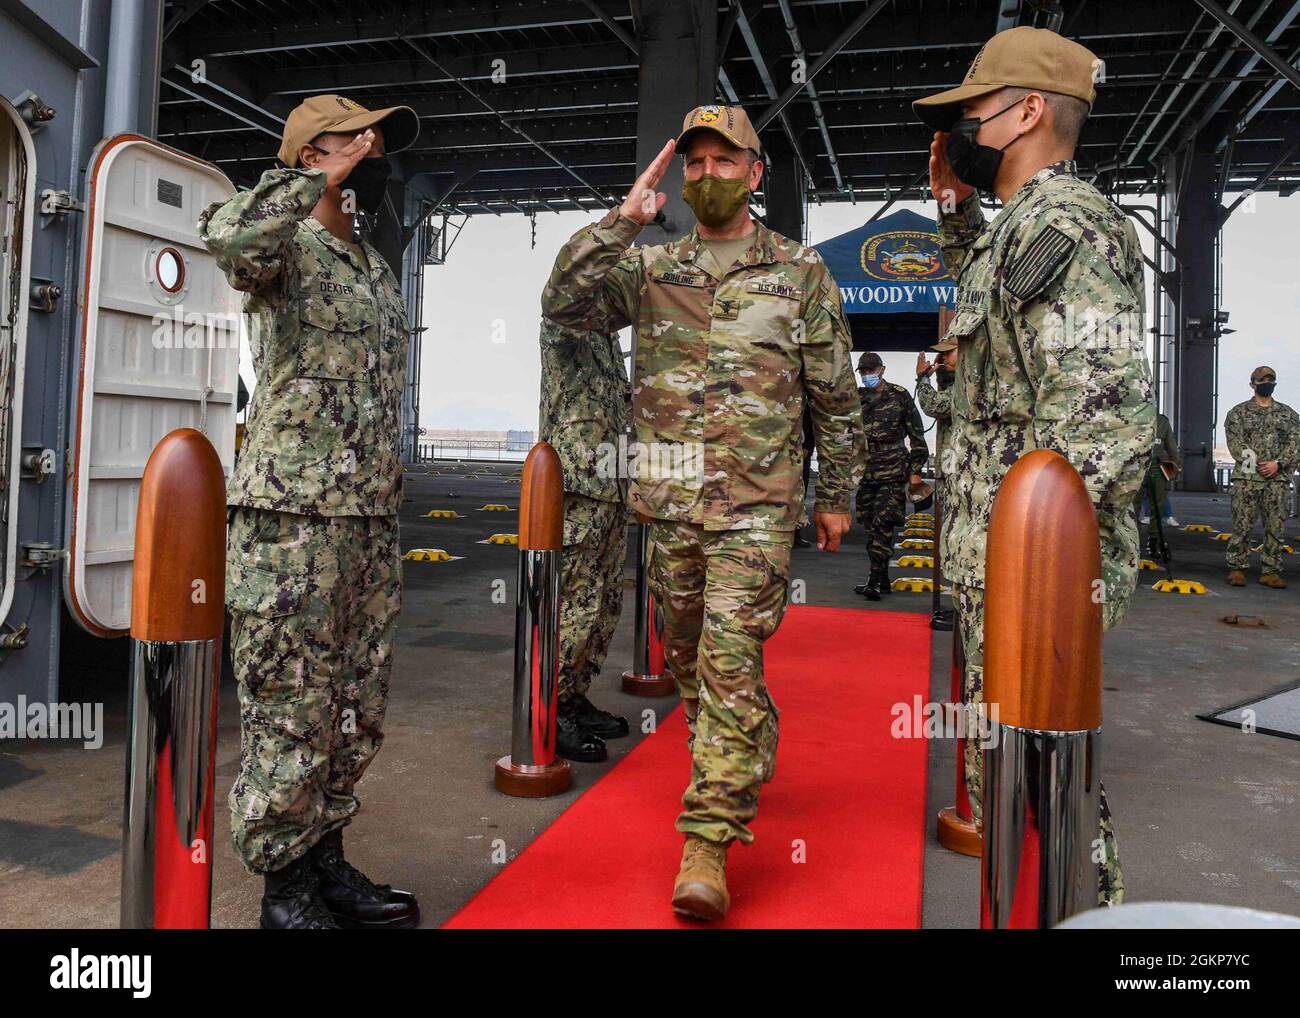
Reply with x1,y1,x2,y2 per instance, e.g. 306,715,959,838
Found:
444,606,932,928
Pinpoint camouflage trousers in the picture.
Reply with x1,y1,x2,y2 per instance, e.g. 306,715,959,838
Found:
855,478,906,569
226,507,401,875
953,582,1123,906
646,520,791,846
1226,481,1291,575
559,494,627,703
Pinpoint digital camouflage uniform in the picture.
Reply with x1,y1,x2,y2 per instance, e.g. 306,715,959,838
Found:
542,211,865,845
199,166,408,875
937,162,1156,905
855,381,927,568
916,375,954,507
1225,398,1299,576
538,318,630,704
1137,413,1180,519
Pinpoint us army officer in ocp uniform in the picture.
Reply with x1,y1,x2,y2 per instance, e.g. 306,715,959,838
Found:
200,95,421,930
542,104,864,921
915,27,1156,906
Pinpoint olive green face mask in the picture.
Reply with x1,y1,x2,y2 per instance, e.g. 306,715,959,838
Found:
682,173,751,227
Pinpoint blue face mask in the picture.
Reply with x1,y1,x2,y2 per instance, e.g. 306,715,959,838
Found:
861,373,881,389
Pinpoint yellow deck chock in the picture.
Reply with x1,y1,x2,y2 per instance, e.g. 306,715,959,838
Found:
906,516,934,526
901,528,934,538
1138,558,1161,570
1183,524,1215,533
899,538,934,550
891,577,949,593
1213,532,1230,541
1252,543,1294,554
425,509,460,519
896,554,934,568
404,548,451,562
480,504,512,512
486,533,519,545
1152,578,1207,594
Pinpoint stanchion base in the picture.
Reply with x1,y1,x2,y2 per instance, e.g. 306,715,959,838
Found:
494,756,571,798
621,670,676,697
936,806,982,857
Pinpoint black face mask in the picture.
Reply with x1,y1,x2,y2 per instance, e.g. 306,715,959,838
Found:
945,97,1027,194
1255,382,1277,398
340,155,392,214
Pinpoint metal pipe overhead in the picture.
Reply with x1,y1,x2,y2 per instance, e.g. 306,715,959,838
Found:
754,0,891,133
1193,0,1300,92
775,0,846,194
400,36,615,210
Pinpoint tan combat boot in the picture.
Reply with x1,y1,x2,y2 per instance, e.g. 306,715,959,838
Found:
1227,570,1246,586
1260,573,1287,589
671,835,730,921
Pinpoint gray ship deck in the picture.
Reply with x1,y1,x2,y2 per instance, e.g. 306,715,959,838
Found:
1,466,1296,928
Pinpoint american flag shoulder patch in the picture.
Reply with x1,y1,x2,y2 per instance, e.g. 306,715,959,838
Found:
1004,225,1077,301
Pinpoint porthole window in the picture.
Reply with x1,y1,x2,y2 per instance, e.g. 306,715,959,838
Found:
156,247,185,293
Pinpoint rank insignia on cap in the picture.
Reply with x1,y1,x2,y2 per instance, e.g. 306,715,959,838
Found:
1004,225,1078,301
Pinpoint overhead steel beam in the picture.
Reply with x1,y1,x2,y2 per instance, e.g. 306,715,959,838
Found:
159,77,282,140
1192,0,1300,92
579,0,638,54
1224,39,1300,142
753,0,891,132
1220,134,1300,220
774,0,846,194
1180,1,1300,151
731,0,819,190
399,36,616,210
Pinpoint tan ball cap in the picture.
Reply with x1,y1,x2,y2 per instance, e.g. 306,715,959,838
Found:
913,26,1100,131
931,337,959,353
676,104,762,156
278,94,420,167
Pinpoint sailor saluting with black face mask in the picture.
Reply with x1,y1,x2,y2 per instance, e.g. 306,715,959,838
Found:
199,96,424,929
912,26,1157,909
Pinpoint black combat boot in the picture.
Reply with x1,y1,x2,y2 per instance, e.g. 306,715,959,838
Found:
878,563,893,595
858,566,884,601
572,693,629,739
310,828,420,929
260,854,340,930
557,701,608,762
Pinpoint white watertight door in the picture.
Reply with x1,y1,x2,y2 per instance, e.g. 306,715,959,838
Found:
66,134,239,636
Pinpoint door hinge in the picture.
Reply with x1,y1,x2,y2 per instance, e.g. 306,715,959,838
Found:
40,189,84,217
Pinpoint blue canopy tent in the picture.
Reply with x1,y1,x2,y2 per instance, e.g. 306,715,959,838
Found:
814,209,958,352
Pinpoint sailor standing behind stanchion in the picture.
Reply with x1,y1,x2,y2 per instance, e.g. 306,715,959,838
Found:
537,318,631,763
914,26,1156,905
199,95,421,929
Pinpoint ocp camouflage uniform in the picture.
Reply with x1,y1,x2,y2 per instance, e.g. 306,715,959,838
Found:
542,212,864,845
855,381,927,568
199,166,408,875
938,162,1156,905
1225,398,1299,576
538,318,630,703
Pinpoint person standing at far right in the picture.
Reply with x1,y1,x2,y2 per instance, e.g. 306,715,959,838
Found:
1225,366,1299,589
914,26,1156,906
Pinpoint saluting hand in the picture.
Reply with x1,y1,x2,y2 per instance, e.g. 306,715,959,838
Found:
929,132,974,209
317,130,375,190
619,138,676,225
916,351,932,377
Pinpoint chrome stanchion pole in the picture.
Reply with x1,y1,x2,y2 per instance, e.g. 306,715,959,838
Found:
495,442,571,797
622,521,673,696
979,449,1104,929
121,429,226,929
